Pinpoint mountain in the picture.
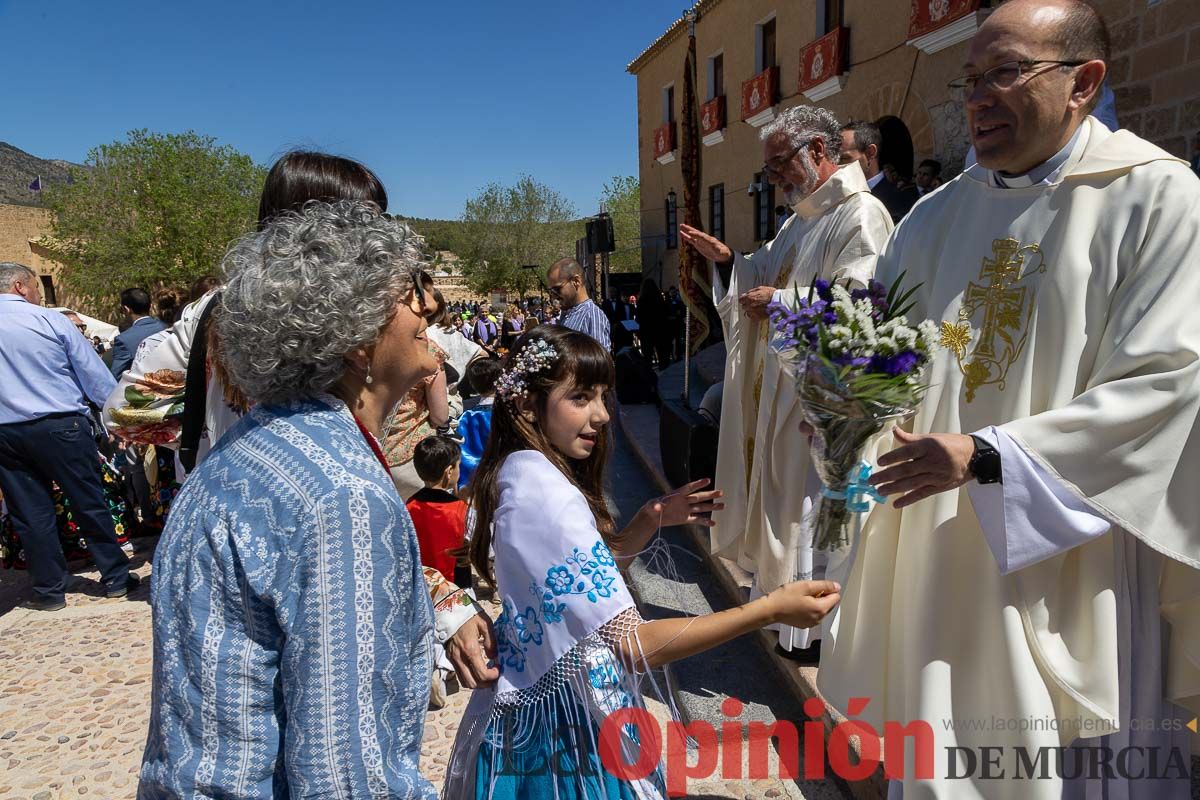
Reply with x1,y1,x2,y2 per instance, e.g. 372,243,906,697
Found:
0,142,84,206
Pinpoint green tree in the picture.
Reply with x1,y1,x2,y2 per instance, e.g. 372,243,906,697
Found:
454,175,583,297
43,129,265,314
600,176,641,273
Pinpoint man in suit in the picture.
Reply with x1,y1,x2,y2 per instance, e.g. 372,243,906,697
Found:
109,287,166,378
840,121,919,223
915,158,943,196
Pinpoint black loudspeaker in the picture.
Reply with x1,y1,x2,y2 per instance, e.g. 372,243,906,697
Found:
659,398,719,488
615,347,659,404
587,216,615,253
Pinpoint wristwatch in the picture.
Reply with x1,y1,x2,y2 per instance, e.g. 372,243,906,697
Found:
968,435,1003,485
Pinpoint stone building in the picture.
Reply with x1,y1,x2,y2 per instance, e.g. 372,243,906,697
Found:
628,0,1200,284
0,202,62,303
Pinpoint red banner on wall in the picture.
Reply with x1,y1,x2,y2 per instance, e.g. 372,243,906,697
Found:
740,65,779,120
652,122,676,160
908,0,981,39
797,27,847,93
700,96,726,137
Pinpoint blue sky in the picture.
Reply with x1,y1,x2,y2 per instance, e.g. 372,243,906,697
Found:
1,0,682,220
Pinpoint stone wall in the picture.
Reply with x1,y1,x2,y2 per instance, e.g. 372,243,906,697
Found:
1097,0,1200,157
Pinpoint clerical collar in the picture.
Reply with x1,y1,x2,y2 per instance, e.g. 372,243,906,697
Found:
992,124,1085,189
793,161,872,219
866,170,885,190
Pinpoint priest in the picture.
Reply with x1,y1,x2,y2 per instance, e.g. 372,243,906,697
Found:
679,105,892,655
818,1,1200,797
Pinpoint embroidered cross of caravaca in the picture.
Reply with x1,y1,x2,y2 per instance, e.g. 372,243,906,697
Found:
939,237,1048,402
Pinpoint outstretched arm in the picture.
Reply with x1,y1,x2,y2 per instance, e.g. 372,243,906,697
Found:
601,580,841,670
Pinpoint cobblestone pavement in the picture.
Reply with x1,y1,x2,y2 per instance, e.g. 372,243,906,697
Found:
0,545,795,799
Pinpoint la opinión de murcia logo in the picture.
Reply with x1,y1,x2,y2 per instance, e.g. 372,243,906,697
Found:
489,697,1197,796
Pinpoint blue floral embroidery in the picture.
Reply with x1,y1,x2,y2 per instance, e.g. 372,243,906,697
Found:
546,565,574,595
495,600,532,673
495,539,626,679
514,606,544,646
590,570,615,601
541,543,619,605
591,541,616,567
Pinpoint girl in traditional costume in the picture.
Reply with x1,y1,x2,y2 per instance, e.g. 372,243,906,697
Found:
444,325,842,799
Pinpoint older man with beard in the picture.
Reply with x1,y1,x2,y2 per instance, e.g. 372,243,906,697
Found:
679,105,893,657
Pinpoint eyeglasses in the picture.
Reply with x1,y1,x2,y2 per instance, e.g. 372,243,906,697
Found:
947,59,1087,103
548,278,575,296
74,324,88,333
762,142,809,177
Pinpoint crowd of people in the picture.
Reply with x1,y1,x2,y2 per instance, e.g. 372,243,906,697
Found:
0,1,1197,797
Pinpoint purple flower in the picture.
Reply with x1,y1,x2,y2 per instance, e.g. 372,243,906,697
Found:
813,279,834,304
867,350,923,376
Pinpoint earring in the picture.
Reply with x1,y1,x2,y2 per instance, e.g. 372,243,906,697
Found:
365,363,373,385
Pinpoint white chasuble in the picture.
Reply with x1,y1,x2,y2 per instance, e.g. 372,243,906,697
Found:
819,118,1200,799
709,163,893,645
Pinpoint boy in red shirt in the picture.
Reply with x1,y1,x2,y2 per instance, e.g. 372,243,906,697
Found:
406,435,471,589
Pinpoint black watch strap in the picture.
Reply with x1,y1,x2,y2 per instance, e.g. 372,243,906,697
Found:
969,434,1003,485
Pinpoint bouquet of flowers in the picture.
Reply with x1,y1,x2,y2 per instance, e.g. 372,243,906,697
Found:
768,275,941,550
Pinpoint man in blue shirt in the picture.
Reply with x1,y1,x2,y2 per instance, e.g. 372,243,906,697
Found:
109,287,166,378
0,262,134,611
547,257,611,351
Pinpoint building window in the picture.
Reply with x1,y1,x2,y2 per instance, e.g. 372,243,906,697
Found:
662,85,675,124
666,192,678,249
753,173,775,242
709,184,725,243
756,16,777,73
39,275,56,306
817,0,843,35
707,53,724,100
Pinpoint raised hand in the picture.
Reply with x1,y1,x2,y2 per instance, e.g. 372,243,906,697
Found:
678,223,733,265
644,477,725,529
767,580,842,629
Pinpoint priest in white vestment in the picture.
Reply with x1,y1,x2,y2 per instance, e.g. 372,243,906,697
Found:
680,105,893,653
819,2,1200,797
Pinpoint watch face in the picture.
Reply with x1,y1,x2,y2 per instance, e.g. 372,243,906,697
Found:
974,449,1002,483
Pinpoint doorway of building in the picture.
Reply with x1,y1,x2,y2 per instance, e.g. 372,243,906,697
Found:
876,115,915,181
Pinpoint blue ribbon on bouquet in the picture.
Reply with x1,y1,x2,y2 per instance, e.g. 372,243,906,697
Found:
819,460,887,513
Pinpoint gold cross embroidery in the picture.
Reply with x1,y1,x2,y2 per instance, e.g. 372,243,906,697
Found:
947,237,1048,402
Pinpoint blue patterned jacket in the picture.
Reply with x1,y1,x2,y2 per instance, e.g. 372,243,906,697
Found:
139,396,436,799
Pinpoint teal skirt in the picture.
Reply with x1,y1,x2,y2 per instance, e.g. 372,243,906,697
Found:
472,689,664,799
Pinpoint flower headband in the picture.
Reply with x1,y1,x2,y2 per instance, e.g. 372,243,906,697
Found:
495,339,559,403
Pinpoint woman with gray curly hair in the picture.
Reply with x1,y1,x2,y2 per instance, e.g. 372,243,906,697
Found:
140,201,493,799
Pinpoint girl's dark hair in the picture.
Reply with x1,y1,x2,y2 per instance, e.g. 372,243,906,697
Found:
153,287,185,326
467,325,616,584
189,275,221,302
257,151,388,229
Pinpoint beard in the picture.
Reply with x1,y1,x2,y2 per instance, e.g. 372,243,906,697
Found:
782,148,820,206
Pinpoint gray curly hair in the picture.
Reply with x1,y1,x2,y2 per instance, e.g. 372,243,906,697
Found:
761,104,842,161
217,200,426,405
